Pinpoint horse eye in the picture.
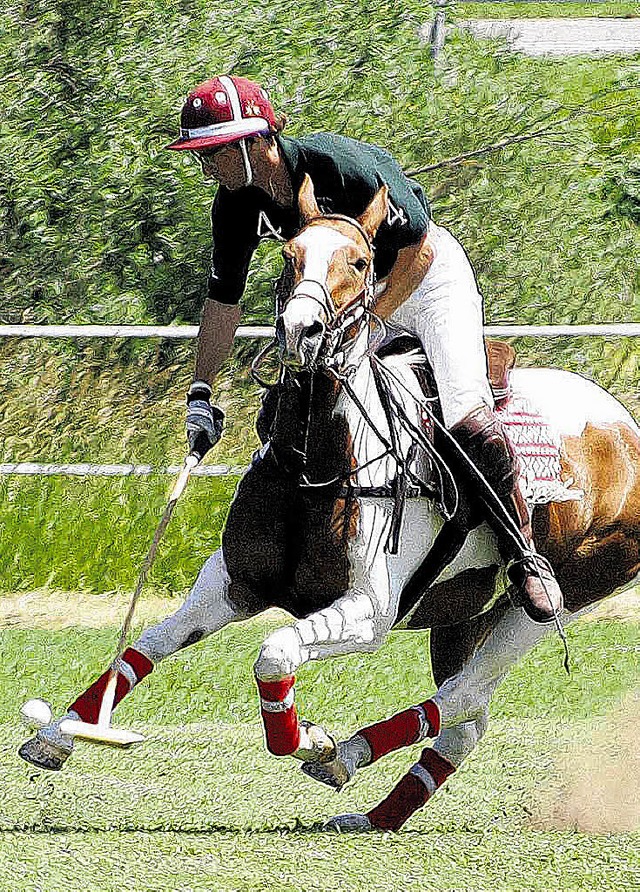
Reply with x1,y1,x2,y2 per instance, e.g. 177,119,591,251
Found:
353,258,367,272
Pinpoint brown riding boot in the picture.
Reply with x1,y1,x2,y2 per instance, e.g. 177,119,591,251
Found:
450,405,563,623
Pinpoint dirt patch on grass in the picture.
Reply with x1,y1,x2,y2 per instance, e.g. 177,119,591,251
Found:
0,590,290,630
0,590,177,630
1,588,638,630
0,589,638,630
582,588,640,621
532,690,640,833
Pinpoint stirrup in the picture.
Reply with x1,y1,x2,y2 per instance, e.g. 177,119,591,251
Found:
507,551,564,623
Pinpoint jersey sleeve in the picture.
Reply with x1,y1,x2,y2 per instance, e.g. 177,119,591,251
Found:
207,187,260,306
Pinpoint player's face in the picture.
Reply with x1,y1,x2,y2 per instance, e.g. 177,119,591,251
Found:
195,143,247,189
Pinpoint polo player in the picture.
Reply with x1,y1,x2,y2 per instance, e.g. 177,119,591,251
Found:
171,75,562,624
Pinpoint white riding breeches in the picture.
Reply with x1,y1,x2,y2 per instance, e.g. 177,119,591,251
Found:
388,223,494,429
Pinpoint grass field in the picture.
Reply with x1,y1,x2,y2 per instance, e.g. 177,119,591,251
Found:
457,2,640,19
1,0,638,887
0,611,638,891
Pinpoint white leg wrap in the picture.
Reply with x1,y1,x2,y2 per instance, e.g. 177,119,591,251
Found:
293,590,394,661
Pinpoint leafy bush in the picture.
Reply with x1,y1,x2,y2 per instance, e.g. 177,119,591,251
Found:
0,0,638,462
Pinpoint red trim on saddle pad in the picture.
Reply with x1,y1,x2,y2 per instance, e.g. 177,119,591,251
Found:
68,647,153,724
358,699,441,763
495,394,564,497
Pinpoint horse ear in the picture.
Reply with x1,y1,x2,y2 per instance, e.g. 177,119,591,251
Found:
358,185,389,239
298,174,321,223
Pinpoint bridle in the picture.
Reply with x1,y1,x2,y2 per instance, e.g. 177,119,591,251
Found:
250,210,460,556
277,214,377,362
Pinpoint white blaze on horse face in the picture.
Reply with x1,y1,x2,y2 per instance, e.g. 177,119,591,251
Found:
295,226,354,296
280,229,355,366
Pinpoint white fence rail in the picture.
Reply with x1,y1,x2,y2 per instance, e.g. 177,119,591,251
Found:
0,463,246,478
0,323,639,339
1,322,637,479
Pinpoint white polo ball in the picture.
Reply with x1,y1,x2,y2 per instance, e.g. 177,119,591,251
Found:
20,699,53,728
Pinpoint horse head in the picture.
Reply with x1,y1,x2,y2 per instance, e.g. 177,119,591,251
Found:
276,174,389,371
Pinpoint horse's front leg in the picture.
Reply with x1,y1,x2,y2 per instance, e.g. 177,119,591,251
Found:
254,587,396,762
19,548,244,770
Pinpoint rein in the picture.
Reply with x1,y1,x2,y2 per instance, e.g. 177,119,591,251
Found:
255,211,450,552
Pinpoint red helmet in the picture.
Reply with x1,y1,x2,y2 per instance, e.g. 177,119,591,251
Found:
167,76,277,151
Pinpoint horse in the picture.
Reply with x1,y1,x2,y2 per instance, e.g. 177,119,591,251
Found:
20,177,640,834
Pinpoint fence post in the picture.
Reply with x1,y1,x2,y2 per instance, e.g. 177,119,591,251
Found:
429,0,448,60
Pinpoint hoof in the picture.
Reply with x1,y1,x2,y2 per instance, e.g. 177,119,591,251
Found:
300,736,367,790
293,720,337,763
323,813,372,833
301,754,352,791
18,735,70,771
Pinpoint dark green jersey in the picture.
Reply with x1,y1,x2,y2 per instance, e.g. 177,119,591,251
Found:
207,133,430,305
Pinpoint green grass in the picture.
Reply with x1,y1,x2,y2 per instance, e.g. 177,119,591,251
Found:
0,618,638,890
456,2,640,19
0,475,239,594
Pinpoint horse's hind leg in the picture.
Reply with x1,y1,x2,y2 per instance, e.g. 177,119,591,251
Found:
324,603,564,831
19,548,243,771
306,606,504,792
359,605,555,830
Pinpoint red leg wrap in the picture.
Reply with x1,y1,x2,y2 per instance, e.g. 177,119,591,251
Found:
68,647,153,724
256,675,300,756
367,747,456,832
358,699,441,763
368,774,430,832
418,747,456,787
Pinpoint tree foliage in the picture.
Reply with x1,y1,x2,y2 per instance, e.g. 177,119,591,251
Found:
0,0,637,462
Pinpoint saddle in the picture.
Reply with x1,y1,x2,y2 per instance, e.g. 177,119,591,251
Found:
378,333,516,405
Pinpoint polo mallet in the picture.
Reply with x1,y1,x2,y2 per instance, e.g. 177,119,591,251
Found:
21,453,200,747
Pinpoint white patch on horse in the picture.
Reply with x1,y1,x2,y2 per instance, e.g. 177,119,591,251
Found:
509,368,639,439
296,226,354,288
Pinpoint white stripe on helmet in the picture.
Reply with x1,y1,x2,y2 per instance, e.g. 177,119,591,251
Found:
181,118,269,140
219,75,243,120
219,75,254,187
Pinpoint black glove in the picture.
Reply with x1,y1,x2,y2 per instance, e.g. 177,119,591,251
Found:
186,381,224,461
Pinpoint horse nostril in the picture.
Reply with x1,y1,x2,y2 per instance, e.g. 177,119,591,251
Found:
305,321,324,340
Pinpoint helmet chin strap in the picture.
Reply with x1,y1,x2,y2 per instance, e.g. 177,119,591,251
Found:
239,138,253,187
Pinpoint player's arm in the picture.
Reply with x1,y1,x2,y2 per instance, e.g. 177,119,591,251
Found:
186,191,258,460
373,237,435,320
338,143,434,320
